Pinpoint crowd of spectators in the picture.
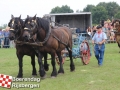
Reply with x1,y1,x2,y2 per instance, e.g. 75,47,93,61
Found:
0,19,116,49
86,19,115,41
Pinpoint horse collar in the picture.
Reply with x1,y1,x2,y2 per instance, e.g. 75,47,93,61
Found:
36,26,51,46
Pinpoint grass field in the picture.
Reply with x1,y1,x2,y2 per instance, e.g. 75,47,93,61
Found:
0,43,120,90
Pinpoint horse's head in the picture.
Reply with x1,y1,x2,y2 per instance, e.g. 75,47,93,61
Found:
23,14,38,41
111,19,120,31
8,15,24,40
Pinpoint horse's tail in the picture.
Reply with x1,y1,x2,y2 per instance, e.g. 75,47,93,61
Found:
64,27,72,49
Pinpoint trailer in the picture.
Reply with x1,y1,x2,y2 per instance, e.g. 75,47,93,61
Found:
44,12,92,31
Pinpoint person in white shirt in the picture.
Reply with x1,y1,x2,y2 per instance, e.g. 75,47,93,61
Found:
92,25,107,66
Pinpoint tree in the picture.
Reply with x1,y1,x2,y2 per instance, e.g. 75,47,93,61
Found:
50,6,61,13
0,24,7,29
97,2,107,8
114,11,120,19
83,5,95,12
107,2,120,19
97,2,120,19
50,5,73,13
76,9,80,13
92,6,108,24
82,2,120,24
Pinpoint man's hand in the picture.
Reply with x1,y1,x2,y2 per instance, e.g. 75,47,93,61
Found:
98,42,102,45
92,40,94,44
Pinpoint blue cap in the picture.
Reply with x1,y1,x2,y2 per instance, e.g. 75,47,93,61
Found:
96,25,102,29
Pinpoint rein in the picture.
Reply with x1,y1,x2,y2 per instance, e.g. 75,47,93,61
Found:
22,25,51,46
20,20,69,47
15,40,44,46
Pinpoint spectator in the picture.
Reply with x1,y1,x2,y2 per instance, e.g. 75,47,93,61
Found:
109,24,115,41
92,25,107,66
3,27,10,48
103,21,109,40
92,25,97,37
86,26,92,37
0,29,4,48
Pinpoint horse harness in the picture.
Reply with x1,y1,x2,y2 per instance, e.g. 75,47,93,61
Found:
15,26,68,47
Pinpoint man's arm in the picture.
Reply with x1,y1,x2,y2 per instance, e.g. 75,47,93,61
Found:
98,39,106,44
99,33,107,44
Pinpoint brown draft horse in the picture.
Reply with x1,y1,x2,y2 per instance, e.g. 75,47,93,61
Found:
8,15,49,78
111,19,120,53
22,15,75,77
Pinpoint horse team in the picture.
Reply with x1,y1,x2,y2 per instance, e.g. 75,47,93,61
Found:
8,14,120,79
8,15,75,78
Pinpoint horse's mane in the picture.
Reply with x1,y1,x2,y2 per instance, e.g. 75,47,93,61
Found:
36,17,49,32
24,17,49,33
8,17,24,28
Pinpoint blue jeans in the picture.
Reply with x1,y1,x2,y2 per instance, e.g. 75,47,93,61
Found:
94,44,105,65
0,39,1,45
4,37,10,48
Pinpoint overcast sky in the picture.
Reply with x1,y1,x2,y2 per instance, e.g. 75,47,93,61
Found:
0,0,120,25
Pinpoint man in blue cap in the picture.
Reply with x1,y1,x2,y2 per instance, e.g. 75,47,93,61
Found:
92,25,107,66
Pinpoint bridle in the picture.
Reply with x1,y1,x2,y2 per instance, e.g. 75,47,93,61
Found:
24,19,39,40
9,20,23,41
23,18,51,46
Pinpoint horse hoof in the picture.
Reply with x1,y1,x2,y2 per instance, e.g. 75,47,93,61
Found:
44,64,49,71
45,68,49,71
32,75,37,77
41,75,46,79
51,76,56,78
32,73,37,76
17,75,23,78
70,65,75,71
40,71,46,78
58,70,64,74
70,70,75,72
58,73,64,75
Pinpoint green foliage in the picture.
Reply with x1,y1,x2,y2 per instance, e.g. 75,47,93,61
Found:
97,2,120,19
83,2,120,24
97,2,107,8
92,6,108,24
83,4,95,12
114,11,120,19
50,6,61,13
0,24,7,29
50,5,73,13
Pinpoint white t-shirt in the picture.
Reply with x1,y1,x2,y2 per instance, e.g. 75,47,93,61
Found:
92,32,107,44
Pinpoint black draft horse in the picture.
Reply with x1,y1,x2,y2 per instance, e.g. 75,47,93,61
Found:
8,15,49,78
22,15,75,77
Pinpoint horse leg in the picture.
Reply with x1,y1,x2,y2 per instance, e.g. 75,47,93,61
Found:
67,47,75,71
51,53,57,77
17,54,23,78
37,51,46,77
57,52,64,74
31,55,37,76
44,53,49,71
